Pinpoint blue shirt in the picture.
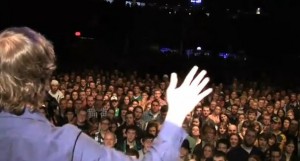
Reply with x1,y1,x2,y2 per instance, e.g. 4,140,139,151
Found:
0,109,187,161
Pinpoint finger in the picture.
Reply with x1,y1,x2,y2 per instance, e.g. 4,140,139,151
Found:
168,73,178,91
181,66,198,87
190,70,207,87
196,88,213,101
195,77,210,94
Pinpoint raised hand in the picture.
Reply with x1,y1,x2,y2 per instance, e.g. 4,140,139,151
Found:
165,66,212,126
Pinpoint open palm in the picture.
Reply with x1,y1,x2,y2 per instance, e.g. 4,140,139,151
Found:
166,66,212,124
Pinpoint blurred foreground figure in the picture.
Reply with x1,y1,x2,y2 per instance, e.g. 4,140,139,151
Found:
0,27,212,161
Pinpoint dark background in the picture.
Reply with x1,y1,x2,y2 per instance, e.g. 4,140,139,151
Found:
0,0,299,89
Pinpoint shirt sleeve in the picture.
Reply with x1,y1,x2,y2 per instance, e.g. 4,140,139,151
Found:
73,121,187,161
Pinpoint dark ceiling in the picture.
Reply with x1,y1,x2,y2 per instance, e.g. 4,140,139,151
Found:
0,0,299,57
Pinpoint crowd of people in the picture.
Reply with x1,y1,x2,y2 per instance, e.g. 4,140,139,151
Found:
43,68,299,161
0,26,298,161
0,21,298,161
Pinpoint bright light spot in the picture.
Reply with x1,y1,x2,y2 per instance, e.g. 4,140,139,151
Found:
256,8,261,15
204,52,210,56
75,31,81,37
191,0,201,3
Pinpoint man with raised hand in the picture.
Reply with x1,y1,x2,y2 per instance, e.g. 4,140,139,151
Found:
0,27,212,161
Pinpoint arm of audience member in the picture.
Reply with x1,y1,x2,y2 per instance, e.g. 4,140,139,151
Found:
73,66,212,161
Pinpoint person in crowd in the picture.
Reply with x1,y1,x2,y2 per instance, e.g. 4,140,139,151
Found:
213,151,228,161
281,139,297,161
138,134,155,159
227,128,265,161
103,132,117,148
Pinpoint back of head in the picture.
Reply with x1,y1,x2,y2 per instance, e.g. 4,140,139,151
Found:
0,27,56,115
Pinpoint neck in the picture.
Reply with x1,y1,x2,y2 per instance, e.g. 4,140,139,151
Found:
260,146,268,152
142,148,148,153
285,152,291,157
151,111,159,115
242,143,253,148
100,129,108,133
193,136,200,140
77,121,85,126
50,90,57,94
127,140,135,144
135,118,142,122
126,122,134,126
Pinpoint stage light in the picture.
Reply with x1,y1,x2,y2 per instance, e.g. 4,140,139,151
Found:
256,8,261,15
75,31,81,37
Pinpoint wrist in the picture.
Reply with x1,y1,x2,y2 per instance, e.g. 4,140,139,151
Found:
164,113,185,127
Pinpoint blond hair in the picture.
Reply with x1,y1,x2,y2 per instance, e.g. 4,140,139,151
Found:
0,27,56,114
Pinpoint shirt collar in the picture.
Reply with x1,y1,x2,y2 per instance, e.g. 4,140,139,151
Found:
0,108,49,123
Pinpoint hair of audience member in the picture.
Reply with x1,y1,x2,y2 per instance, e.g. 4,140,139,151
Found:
142,133,155,142
202,122,217,137
89,117,99,125
201,143,214,159
269,145,282,156
125,111,134,117
266,132,278,146
252,121,262,134
218,122,228,132
125,148,139,159
229,133,242,147
78,108,87,114
0,27,56,115
257,132,268,140
248,154,261,161
109,118,119,131
245,127,258,136
133,105,143,113
247,109,257,116
238,120,251,133
146,121,159,136
216,138,230,149
125,125,137,133
100,116,111,123
213,151,228,161
284,139,296,149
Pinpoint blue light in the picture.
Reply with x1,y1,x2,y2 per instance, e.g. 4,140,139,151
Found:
185,49,193,56
160,48,172,54
191,0,201,4
219,53,229,59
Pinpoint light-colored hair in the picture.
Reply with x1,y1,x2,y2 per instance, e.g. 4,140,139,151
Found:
0,27,56,115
